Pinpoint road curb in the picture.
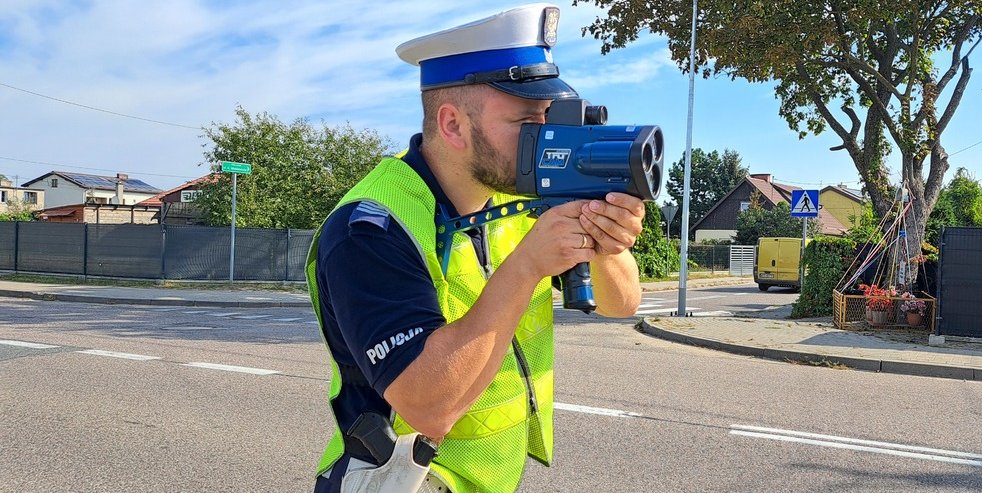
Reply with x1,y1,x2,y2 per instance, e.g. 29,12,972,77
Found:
0,289,311,308
639,319,980,381
641,278,752,292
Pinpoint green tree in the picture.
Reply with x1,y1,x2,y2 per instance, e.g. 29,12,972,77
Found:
944,167,982,225
665,148,748,236
845,202,883,247
925,167,982,244
0,199,36,221
196,107,394,229
734,201,818,245
577,0,980,278
926,189,957,246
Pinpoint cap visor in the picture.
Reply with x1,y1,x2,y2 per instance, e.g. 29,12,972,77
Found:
487,77,578,100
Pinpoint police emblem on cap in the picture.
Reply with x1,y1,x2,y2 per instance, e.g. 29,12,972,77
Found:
395,3,578,100
543,7,559,47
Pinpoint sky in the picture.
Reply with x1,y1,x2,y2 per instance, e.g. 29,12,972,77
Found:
1,0,980,202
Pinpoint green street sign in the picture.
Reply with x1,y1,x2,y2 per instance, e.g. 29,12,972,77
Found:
221,161,252,174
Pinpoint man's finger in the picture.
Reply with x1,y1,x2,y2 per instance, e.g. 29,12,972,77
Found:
580,214,633,253
605,193,645,218
582,199,638,227
546,200,590,218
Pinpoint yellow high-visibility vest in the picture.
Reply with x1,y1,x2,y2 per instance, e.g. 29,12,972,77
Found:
306,156,555,492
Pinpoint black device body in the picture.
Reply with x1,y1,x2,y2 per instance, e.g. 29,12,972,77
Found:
515,99,663,312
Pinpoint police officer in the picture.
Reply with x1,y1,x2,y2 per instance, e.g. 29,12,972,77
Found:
307,4,644,492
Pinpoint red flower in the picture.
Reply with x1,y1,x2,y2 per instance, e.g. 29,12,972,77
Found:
859,284,895,311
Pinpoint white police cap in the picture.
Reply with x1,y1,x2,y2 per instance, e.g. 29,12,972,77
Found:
395,3,578,100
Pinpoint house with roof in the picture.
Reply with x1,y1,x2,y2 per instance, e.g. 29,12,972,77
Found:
22,171,161,209
0,178,45,213
820,184,866,230
690,174,862,243
138,174,217,225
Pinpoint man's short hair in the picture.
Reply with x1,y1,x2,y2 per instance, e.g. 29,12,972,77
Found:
421,85,491,138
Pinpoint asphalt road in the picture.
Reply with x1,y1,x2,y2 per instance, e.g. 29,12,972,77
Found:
1,285,979,492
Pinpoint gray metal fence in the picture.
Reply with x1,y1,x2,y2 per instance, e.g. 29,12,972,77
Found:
0,222,313,281
728,245,757,276
686,245,738,273
937,227,982,338
1,221,757,281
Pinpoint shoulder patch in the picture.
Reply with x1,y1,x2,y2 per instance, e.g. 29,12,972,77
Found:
349,202,391,231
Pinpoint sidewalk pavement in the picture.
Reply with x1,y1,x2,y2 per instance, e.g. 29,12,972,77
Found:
642,312,982,381
640,276,752,292
0,275,750,308
4,277,978,382
0,280,311,308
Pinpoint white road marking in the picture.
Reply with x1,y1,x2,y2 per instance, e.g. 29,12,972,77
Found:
732,292,751,296
76,349,161,361
182,362,279,375
636,303,665,309
636,307,702,315
182,310,211,314
692,310,733,317
269,317,305,322
685,295,726,301
0,340,60,349
554,402,641,418
232,314,272,319
206,312,241,317
730,425,982,467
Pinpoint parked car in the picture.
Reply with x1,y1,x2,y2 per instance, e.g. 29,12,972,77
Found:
754,237,810,291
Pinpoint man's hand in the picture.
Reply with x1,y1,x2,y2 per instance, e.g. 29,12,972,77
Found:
512,200,597,279
578,193,645,255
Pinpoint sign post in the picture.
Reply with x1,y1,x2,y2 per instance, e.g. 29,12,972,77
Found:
790,189,820,290
221,161,253,282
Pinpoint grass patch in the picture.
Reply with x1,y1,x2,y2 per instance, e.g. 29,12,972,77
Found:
786,357,850,370
0,273,308,293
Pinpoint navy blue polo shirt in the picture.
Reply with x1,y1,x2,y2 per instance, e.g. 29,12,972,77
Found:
313,134,492,488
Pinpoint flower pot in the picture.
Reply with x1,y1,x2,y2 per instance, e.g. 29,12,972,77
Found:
866,308,889,326
905,312,925,327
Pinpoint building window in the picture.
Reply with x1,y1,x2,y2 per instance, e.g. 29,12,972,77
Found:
23,191,38,204
0,191,6,203
50,178,59,188
740,201,751,212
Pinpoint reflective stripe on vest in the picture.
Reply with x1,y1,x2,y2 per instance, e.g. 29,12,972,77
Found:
305,157,554,493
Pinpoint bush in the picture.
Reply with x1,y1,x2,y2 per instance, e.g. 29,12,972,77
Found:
632,203,680,279
790,237,856,318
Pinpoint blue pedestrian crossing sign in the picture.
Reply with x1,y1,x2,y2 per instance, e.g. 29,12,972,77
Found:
790,190,820,217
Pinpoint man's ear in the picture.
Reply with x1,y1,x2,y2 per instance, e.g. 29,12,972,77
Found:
436,102,470,151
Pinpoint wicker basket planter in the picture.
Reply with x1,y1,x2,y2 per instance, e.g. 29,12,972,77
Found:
833,289,936,332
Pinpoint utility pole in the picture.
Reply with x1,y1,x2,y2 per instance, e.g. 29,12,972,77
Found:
677,0,698,317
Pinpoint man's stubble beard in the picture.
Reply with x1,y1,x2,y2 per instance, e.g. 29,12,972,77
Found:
468,121,518,195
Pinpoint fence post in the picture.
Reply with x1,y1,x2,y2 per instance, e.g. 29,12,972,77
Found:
82,223,89,277
160,224,167,280
13,221,19,272
284,229,291,281
711,246,716,274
